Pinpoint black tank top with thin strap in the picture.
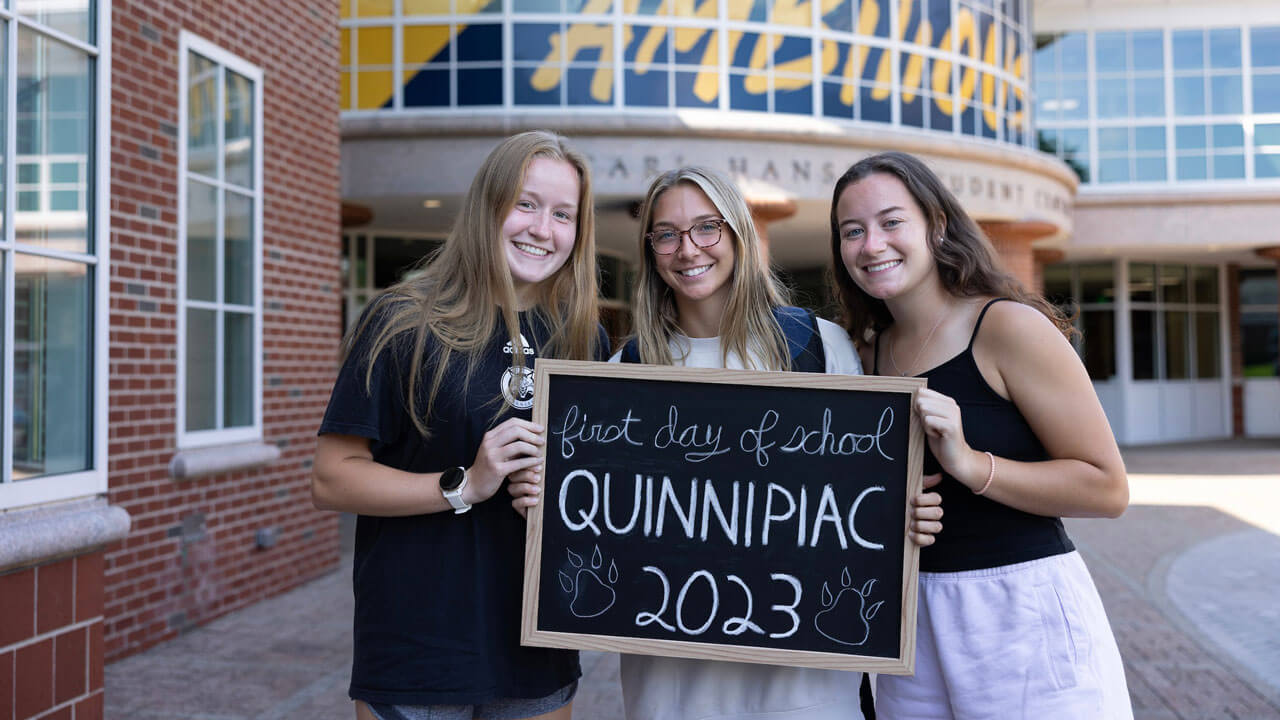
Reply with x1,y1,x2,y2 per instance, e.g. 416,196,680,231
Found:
875,298,1075,572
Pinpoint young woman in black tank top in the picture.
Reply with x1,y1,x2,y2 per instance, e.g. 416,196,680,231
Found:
827,152,1134,719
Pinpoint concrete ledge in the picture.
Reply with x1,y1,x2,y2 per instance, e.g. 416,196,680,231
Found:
169,442,281,480
0,497,131,572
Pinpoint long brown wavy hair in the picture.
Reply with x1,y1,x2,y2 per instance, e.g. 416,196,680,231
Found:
343,131,600,437
828,151,1074,343
631,167,793,370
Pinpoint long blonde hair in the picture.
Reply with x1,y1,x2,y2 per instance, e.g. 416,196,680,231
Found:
631,167,792,370
344,131,600,437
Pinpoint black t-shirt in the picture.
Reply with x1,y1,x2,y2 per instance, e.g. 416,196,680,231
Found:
320,301,606,705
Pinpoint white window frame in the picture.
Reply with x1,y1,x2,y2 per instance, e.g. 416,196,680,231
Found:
0,1,111,509
176,32,264,449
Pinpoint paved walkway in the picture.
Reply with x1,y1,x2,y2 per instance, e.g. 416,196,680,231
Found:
104,439,1280,719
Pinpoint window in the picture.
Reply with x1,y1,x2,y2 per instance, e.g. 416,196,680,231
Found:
1130,262,1221,381
178,33,263,448
1240,268,1279,378
0,3,107,509
1044,262,1116,380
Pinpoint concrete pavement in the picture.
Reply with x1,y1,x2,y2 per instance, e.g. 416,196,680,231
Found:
104,439,1280,719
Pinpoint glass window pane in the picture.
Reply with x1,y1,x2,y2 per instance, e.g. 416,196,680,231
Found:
1134,125,1165,152
1212,123,1244,149
1209,74,1242,114
1240,268,1279,305
1252,27,1280,68
1176,124,1206,150
1177,154,1207,180
1082,309,1116,380
1132,77,1164,116
1161,264,1188,303
1135,156,1166,182
1131,309,1156,380
186,308,217,431
13,254,92,479
1213,153,1244,179
1132,30,1163,71
1258,123,1280,147
187,180,217,302
1258,152,1280,178
1253,73,1280,113
1241,311,1278,377
1094,32,1127,73
1098,157,1130,183
188,52,218,177
1058,32,1087,69
14,0,91,43
1208,28,1240,69
1042,264,1072,307
225,69,254,189
1172,30,1203,70
1095,78,1128,118
1097,126,1129,153
225,312,254,428
1174,75,1205,115
17,29,91,254
1193,266,1219,303
1165,310,1190,379
1079,262,1115,304
224,192,253,306
1195,312,1220,378
1130,263,1156,302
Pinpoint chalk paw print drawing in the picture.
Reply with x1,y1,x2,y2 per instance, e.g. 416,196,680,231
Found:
559,545,619,618
813,567,883,647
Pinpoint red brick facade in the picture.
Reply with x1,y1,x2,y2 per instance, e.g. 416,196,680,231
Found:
0,553,106,719
105,0,342,662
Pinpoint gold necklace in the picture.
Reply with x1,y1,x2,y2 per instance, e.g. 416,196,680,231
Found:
888,309,948,377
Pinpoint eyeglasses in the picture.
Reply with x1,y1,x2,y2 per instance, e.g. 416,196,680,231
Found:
645,218,726,255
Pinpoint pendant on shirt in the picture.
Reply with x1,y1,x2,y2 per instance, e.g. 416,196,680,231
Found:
502,333,537,410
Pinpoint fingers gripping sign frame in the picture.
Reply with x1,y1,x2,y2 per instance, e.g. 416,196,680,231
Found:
521,359,926,674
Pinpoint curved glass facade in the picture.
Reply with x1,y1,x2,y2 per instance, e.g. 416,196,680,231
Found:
340,0,1033,145
1036,23,1280,186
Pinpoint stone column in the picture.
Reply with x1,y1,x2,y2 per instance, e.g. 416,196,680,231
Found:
977,220,1058,290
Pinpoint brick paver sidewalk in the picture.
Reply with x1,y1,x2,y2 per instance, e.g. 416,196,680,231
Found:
105,440,1280,719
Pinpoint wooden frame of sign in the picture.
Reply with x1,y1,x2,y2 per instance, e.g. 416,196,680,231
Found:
521,359,926,674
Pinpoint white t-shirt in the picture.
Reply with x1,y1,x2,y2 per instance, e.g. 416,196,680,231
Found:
609,316,867,720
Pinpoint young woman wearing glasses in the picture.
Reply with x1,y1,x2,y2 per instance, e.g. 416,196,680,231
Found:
511,166,944,720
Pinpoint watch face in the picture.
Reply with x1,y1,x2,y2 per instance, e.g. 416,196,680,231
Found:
440,466,466,491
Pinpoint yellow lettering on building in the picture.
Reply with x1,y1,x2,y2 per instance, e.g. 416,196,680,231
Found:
510,0,1023,125
897,0,929,103
532,0,616,101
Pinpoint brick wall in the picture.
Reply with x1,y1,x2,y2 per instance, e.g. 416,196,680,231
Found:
0,553,106,719
106,0,343,661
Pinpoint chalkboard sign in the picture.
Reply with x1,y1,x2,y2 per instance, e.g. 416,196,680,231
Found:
521,359,926,674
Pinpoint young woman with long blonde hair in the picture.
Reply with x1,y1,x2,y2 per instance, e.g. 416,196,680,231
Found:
313,131,606,720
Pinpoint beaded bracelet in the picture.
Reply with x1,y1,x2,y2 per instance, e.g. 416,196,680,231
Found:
975,451,995,496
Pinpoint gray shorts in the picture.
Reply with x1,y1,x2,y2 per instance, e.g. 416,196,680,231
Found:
366,681,577,720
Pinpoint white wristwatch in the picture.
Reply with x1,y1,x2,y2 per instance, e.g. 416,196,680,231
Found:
440,466,471,514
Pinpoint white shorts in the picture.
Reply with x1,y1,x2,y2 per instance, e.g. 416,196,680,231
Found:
876,551,1132,720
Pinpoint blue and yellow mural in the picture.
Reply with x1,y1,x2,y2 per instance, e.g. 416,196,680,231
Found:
340,0,1030,144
